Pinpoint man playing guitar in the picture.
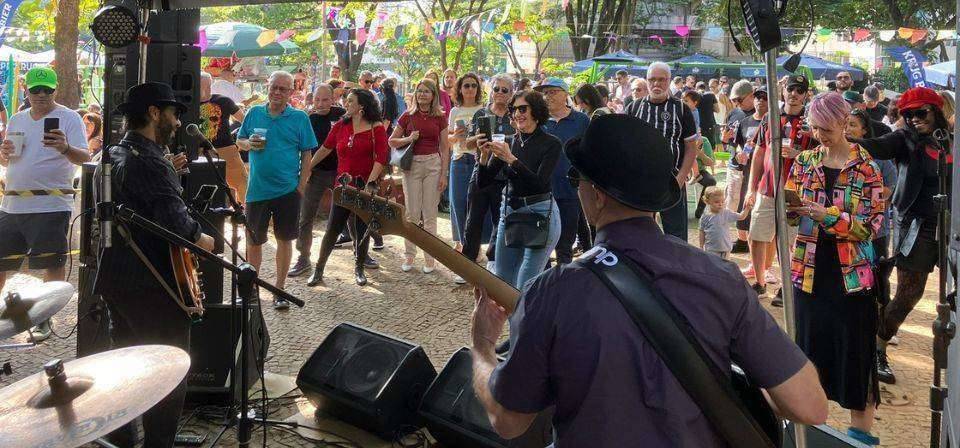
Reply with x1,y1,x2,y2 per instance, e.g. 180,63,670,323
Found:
95,82,215,447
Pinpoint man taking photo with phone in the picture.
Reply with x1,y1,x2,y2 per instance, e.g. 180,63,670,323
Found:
0,66,89,341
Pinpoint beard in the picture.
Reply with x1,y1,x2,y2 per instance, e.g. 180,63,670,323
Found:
156,119,177,147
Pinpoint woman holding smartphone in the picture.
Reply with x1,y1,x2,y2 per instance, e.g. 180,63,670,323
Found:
447,73,485,283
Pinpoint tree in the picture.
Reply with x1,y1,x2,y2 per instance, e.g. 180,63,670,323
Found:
53,0,80,108
563,0,636,60
412,0,490,71
493,5,567,76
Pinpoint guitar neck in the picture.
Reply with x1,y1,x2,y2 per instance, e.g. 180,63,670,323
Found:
399,222,519,312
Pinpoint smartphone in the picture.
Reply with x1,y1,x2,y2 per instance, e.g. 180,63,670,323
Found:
191,184,218,213
784,190,803,207
43,117,59,134
477,115,495,140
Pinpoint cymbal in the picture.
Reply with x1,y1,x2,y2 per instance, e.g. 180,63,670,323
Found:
0,345,190,448
0,281,74,340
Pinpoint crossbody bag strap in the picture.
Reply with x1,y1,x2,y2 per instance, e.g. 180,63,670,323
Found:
576,246,775,448
116,222,198,318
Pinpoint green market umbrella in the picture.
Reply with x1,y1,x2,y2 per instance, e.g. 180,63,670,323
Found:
201,22,300,58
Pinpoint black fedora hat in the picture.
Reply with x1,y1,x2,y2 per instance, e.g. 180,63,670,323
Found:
116,82,188,115
565,114,681,212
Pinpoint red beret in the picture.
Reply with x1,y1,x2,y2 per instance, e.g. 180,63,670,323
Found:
897,87,944,111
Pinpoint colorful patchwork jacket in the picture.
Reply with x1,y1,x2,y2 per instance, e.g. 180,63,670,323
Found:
785,144,885,294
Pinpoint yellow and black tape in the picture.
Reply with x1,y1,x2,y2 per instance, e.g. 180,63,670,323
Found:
1,250,80,261
0,189,77,197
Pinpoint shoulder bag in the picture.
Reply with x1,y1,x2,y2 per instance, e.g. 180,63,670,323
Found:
576,245,781,448
390,114,415,171
503,203,552,249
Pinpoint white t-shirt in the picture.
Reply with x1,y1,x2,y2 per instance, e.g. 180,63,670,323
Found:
211,79,243,104
1,106,87,214
448,105,483,158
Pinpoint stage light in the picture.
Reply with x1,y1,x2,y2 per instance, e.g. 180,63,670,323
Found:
91,5,141,48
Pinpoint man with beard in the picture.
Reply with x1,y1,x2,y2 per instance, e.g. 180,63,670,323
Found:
835,71,854,93
95,82,216,447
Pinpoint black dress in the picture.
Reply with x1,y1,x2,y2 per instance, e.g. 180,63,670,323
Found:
794,166,879,411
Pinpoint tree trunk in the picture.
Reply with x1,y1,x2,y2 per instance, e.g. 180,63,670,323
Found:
54,0,80,108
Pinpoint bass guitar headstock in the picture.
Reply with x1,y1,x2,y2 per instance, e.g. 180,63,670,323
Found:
332,174,407,237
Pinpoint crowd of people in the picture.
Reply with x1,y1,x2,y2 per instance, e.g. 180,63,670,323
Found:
0,56,956,446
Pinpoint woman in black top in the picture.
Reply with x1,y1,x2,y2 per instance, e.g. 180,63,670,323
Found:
853,87,953,386
477,90,562,289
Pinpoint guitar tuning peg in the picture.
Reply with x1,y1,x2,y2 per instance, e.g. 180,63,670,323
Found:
337,174,353,187
383,182,393,198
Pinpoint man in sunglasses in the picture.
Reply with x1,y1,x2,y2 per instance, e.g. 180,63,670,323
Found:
0,66,90,341
721,80,758,253
835,71,854,93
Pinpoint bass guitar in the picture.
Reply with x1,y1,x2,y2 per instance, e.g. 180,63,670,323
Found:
169,246,206,320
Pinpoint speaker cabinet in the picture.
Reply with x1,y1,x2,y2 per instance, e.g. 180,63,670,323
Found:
182,159,227,303
297,323,438,439
420,347,554,448
783,422,868,447
146,8,200,44
186,303,270,406
144,43,201,160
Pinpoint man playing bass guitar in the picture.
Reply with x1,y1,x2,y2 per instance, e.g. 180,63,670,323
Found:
95,82,215,447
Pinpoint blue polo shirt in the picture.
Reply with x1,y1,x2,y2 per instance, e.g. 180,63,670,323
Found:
541,109,589,200
238,105,318,202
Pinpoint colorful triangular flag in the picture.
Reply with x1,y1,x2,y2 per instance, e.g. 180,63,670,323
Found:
256,30,277,47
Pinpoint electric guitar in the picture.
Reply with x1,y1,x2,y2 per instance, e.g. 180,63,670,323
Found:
331,178,519,313
169,246,206,319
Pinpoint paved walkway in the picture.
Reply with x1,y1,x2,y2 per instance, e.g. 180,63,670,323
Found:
0,211,941,447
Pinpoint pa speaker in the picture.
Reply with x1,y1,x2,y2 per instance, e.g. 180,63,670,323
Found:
145,43,200,160
146,8,200,44
297,323,438,439
186,303,270,406
420,347,554,448
783,422,868,447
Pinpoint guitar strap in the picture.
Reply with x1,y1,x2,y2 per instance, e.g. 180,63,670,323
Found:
116,201,201,318
576,245,776,448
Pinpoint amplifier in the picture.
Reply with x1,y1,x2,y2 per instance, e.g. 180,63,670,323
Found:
186,303,270,406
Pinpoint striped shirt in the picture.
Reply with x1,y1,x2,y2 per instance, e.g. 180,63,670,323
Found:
625,96,697,172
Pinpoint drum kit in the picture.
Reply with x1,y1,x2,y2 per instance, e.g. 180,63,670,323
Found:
0,282,191,448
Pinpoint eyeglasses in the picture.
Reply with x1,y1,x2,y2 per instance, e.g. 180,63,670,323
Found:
269,85,293,93
509,104,530,115
492,87,511,94
567,167,587,189
462,83,478,89
902,108,932,120
28,86,55,95
647,77,670,85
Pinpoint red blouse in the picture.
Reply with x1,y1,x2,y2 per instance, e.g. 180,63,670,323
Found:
323,120,389,180
397,110,447,156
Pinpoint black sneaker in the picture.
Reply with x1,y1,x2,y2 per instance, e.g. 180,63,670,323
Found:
372,241,385,251
770,289,784,307
334,233,352,248
287,258,312,277
731,239,750,254
877,349,896,384
752,283,766,296
273,298,290,310
363,256,379,269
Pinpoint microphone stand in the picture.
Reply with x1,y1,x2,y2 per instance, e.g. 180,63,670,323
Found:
112,205,304,448
930,129,955,448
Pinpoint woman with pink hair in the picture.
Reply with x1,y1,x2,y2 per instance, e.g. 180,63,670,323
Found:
785,91,886,446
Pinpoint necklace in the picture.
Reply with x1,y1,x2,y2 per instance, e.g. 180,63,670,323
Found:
517,132,533,148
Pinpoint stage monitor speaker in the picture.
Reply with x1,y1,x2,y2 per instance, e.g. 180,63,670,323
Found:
144,43,201,160
297,323,438,439
146,8,200,43
783,422,868,447
420,347,554,448
182,158,227,303
186,303,270,406
76,265,111,357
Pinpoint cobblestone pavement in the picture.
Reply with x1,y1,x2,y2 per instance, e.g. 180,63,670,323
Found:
0,210,942,447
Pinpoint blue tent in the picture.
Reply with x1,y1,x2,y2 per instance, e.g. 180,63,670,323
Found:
740,54,865,80
571,50,646,76
670,53,721,64
669,53,723,76
927,61,955,87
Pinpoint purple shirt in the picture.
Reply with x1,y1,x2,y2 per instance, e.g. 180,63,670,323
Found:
489,217,809,447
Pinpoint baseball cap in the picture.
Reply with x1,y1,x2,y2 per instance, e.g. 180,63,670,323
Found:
842,90,864,105
534,77,569,93
786,75,808,90
863,85,881,102
26,66,57,90
730,80,754,100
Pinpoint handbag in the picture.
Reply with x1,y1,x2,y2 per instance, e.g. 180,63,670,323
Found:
390,118,415,171
503,199,552,249
576,245,781,448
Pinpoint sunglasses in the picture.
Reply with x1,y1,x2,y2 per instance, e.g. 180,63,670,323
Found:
492,87,511,94
754,93,768,101
363,79,374,85
567,167,587,189
509,104,530,114
29,86,55,95
902,108,932,120
462,83,479,89
786,86,808,94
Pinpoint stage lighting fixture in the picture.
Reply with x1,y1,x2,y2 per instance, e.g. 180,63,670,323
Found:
91,5,141,48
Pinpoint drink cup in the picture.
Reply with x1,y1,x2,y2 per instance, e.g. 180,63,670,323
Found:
491,134,506,144
7,131,24,157
250,128,267,150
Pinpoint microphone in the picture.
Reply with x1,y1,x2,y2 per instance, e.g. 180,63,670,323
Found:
185,124,216,159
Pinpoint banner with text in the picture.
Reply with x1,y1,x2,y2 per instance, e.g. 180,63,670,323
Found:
886,46,928,88
0,0,25,48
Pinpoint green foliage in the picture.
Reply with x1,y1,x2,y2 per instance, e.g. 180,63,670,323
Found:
873,65,908,92
9,0,100,52
539,58,572,78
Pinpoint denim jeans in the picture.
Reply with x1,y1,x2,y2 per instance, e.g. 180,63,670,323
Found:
660,186,688,241
494,198,562,290
449,154,476,243
554,198,583,264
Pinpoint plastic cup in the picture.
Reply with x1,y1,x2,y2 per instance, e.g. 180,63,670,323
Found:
491,134,506,143
250,128,268,150
7,131,24,157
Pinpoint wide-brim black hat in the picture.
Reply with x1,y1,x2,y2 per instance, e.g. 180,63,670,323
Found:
565,114,681,212
116,82,188,115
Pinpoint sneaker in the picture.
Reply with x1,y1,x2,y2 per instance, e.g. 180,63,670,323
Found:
372,240,385,251
764,268,780,285
752,283,766,297
731,239,750,253
334,233,352,248
401,261,414,272
29,319,52,342
273,298,290,310
453,275,467,284
889,335,900,346
770,289,784,307
877,349,896,384
847,428,880,446
486,261,496,271
741,264,756,279
363,256,380,269
287,258,312,277
422,265,435,274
